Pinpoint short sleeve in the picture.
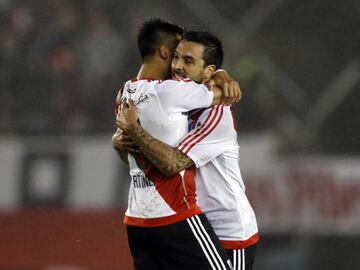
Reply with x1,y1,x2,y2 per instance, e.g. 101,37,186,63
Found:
177,106,237,167
154,80,213,114
114,82,126,117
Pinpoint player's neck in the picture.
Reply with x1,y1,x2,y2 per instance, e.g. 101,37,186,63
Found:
137,60,168,80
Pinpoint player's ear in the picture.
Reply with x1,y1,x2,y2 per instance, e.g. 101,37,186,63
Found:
159,45,169,60
203,64,216,82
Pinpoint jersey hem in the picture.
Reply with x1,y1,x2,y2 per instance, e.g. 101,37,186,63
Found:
124,205,202,227
221,232,260,249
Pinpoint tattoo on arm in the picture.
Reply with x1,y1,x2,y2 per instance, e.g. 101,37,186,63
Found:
126,123,193,176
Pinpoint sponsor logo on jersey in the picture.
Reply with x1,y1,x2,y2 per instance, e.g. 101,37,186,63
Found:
134,93,149,105
120,93,148,106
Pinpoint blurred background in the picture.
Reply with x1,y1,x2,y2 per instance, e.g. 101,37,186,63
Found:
0,0,359,269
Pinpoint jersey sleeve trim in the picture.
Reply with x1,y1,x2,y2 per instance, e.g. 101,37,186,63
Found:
114,83,125,116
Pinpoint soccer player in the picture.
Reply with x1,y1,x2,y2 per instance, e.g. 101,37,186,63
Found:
113,19,240,270
116,31,259,270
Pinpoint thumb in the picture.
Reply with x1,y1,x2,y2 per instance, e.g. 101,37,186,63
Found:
128,99,136,108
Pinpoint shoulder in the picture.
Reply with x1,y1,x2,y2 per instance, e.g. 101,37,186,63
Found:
157,78,199,86
115,80,131,102
156,79,207,92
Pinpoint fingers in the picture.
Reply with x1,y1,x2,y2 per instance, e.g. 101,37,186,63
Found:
114,127,122,135
121,99,135,111
212,70,242,105
221,80,234,105
220,78,229,104
113,99,140,154
116,121,126,131
116,105,121,121
113,132,132,142
115,140,138,148
116,118,120,128
121,133,132,141
113,142,141,154
235,81,241,102
229,80,241,105
113,141,141,154
207,79,216,90
112,129,129,142
114,127,130,137
122,101,129,110
116,110,126,128
227,81,235,105
222,80,242,105
112,132,140,154
121,147,142,154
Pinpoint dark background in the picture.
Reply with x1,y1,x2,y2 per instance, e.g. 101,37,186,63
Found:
0,0,359,269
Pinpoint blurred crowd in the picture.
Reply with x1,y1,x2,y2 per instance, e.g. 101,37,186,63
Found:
1,0,359,153
0,0,272,136
0,0,140,134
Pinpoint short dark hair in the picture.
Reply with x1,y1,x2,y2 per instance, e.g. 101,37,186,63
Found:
183,31,223,69
137,18,184,61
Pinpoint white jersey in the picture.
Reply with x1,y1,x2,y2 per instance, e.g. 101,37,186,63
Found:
115,78,213,227
177,105,259,249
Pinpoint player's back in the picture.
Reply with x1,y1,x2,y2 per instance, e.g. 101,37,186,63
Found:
197,144,259,248
122,79,189,146
178,105,259,249
117,78,214,227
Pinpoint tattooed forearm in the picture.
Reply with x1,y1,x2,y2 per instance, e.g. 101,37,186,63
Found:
125,123,194,176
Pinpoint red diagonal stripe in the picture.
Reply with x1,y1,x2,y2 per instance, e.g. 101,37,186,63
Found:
178,106,219,151
184,105,224,154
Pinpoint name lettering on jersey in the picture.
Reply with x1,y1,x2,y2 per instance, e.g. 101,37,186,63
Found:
119,93,148,106
132,174,154,188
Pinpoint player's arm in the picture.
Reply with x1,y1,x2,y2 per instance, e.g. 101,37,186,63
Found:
112,122,141,165
159,72,241,114
209,70,241,105
112,129,129,165
117,100,193,176
112,85,135,165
